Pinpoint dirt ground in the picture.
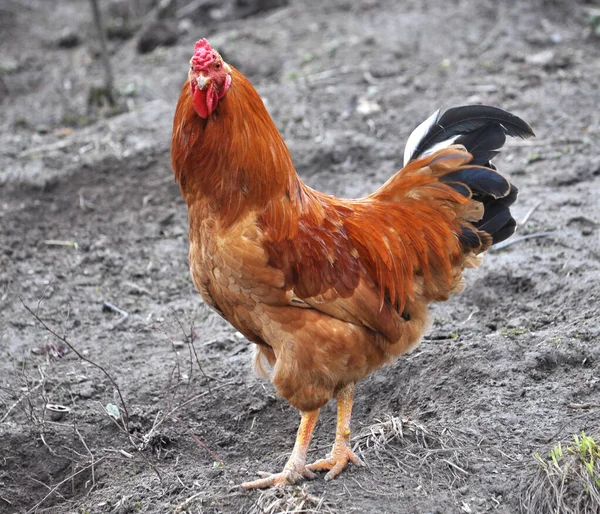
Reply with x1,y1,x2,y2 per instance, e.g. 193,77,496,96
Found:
1,0,600,512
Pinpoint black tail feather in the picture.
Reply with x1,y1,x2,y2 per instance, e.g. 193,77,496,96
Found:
444,167,519,246
454,123,505,167
496,183,519,208
476,201,513,235
489,217,517,244
442,167,510,198
459,226,484,250
405,105,533,249
405,105,535,165
476,184,519,244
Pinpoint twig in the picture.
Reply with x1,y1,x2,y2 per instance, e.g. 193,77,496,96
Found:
102,301,129,329
519,201,542,228
504,138,585,147
39,431,62,459
123,281,152,296
21,299,130,426
442,458,469,475
75,428,96,489
24,473,57,493
306,65,364,82
102,301,128,318
142,383,232,445
0,382,43,423
174,491,206,512
25,457,106,514
88,0,115,104
349,477,399,496
460,308,479,325
490,232,553,252
166,311,217,387
567,403,600,410
43,240,78,249
36,279,57,319
23,300,167,485
183,319,214,391
172,317,197,388
19,138,74,158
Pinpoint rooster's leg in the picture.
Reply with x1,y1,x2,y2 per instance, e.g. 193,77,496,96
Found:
306,383,362,480
241,409,319,489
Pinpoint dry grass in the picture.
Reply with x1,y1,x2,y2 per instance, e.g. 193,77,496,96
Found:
248,484,336,514
352,414,473,487
521,431,600,514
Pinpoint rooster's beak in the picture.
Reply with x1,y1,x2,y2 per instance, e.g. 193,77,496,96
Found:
197,74,211,90
223,63,232,74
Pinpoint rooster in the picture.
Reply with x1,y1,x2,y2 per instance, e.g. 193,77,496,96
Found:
171,39,534,488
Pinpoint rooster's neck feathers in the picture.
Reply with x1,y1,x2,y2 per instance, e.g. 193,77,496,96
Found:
172,68,307,228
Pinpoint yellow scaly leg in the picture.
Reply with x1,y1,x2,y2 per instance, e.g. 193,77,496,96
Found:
241,409,319,489
306,383,362,480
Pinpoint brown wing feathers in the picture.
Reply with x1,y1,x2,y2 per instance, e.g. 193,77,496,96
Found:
261,142,525,319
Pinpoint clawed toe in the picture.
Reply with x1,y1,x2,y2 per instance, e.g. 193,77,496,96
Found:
306,457,334,472
307,446,363,481
241,466,316,489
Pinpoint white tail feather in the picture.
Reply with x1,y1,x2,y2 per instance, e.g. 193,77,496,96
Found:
418,135,461,159
403,109,440,166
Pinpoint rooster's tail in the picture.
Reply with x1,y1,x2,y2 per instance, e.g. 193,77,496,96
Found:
403,105,535,250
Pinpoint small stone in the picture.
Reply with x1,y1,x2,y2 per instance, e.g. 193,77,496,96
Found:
57,28,81,49
159,212,174,226
526,50,555,67
356,97,381,116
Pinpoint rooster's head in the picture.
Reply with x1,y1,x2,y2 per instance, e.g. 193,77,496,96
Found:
189,39,232,118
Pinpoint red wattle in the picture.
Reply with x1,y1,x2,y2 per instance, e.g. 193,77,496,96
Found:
205,88,218,116
193,86,220,118
193,88,209,118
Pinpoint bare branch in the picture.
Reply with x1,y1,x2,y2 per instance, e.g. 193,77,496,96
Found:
88,0,115,104
21,299,130,427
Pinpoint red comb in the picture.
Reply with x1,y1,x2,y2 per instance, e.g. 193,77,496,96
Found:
191,39,216,69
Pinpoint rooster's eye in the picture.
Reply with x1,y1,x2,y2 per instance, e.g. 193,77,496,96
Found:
215,62,221,69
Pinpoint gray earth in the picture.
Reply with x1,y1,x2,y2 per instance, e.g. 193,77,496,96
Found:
1,0,599,512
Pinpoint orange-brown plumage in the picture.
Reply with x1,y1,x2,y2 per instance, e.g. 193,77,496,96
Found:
171,39,534,488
